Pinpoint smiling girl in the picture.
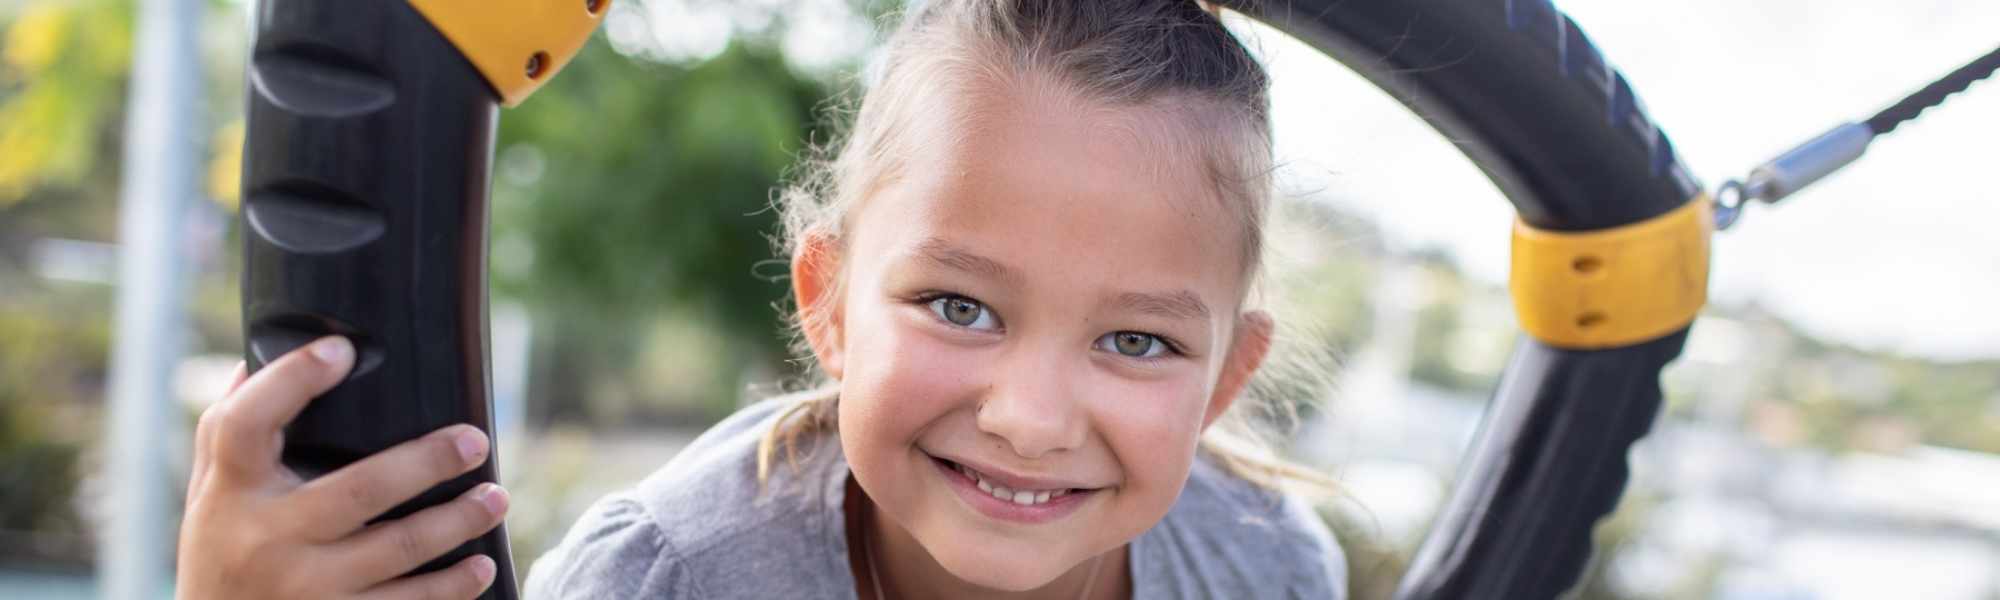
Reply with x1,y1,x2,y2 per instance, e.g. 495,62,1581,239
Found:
177,1,1346,598
524,0,1347,596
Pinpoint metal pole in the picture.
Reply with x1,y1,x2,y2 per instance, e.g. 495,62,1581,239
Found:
100,0,202,595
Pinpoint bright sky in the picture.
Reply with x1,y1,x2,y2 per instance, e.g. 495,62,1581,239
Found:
1238,0,2000,360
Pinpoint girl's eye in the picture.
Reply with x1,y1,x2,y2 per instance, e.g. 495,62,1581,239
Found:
927,295,999,330
1097,331,1169,359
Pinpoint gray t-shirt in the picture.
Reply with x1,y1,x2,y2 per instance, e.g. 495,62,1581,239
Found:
523,398,1347,598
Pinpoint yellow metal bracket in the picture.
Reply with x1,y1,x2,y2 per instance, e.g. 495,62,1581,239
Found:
406,0,608,107
1509,197,1712,350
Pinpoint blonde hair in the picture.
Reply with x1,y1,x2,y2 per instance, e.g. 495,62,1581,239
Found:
758,0,1336,498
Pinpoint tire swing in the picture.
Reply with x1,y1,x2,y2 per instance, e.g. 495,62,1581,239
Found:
1225,0,1998,597
236,1,1996,599
1228,1,1996,598
1222,0,1708,597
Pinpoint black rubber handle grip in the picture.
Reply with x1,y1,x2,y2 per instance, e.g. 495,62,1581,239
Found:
240,0,513,597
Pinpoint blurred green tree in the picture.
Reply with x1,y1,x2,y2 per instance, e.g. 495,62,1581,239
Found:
0,0,131,207
492,40,834,424
0,0,140,569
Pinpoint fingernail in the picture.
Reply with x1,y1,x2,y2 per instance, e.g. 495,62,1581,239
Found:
310,336,353,366
454,427,488,464
471,555,497,586
476,484,510,517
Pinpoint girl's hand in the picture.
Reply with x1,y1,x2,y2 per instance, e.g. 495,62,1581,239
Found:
176,336,508,599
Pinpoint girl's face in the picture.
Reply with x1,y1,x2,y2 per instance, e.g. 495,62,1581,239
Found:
797,77,1272,592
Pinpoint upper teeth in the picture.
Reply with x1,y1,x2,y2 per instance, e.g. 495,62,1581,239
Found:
956,463,1072,506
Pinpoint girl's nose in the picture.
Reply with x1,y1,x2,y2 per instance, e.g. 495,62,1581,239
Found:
974,348,1088,459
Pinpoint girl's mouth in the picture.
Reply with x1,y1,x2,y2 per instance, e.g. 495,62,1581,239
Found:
926,454,1097,524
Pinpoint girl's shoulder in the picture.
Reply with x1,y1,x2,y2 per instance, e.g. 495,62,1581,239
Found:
522,398,855,599
1133,454,1349,598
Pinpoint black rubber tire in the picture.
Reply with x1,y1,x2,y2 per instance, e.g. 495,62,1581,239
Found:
1216,1,1703,598
1226,0,1703,230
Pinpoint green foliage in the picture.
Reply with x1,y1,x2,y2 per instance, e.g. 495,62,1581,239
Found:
1774,352,2000,454
0,392,85,561
0,0,134,205
1885,359,2000,453
497,42,823,345
492,39,835,422
0,286,111,564
1406,259,1496,393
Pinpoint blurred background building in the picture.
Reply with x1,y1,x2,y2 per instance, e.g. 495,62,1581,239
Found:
0,0,1995,598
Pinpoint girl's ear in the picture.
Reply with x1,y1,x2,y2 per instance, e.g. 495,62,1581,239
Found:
1203,310,1274,429
791,233,846,380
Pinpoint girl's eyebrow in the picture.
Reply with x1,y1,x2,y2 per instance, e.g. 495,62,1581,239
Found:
914,237,1023,286
1112,290,1211,323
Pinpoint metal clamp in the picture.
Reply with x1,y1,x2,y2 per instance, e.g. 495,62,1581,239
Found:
1712,122,1874,230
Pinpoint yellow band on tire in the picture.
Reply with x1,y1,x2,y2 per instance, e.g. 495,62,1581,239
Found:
1510,197,1712,350
407,0,608,107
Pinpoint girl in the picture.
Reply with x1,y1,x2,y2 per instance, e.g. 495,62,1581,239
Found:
177,1,1348,598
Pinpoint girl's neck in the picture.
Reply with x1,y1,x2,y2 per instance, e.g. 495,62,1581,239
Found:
844,476,1130,600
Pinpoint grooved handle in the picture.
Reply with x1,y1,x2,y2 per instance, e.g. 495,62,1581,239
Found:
241,0,513,597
